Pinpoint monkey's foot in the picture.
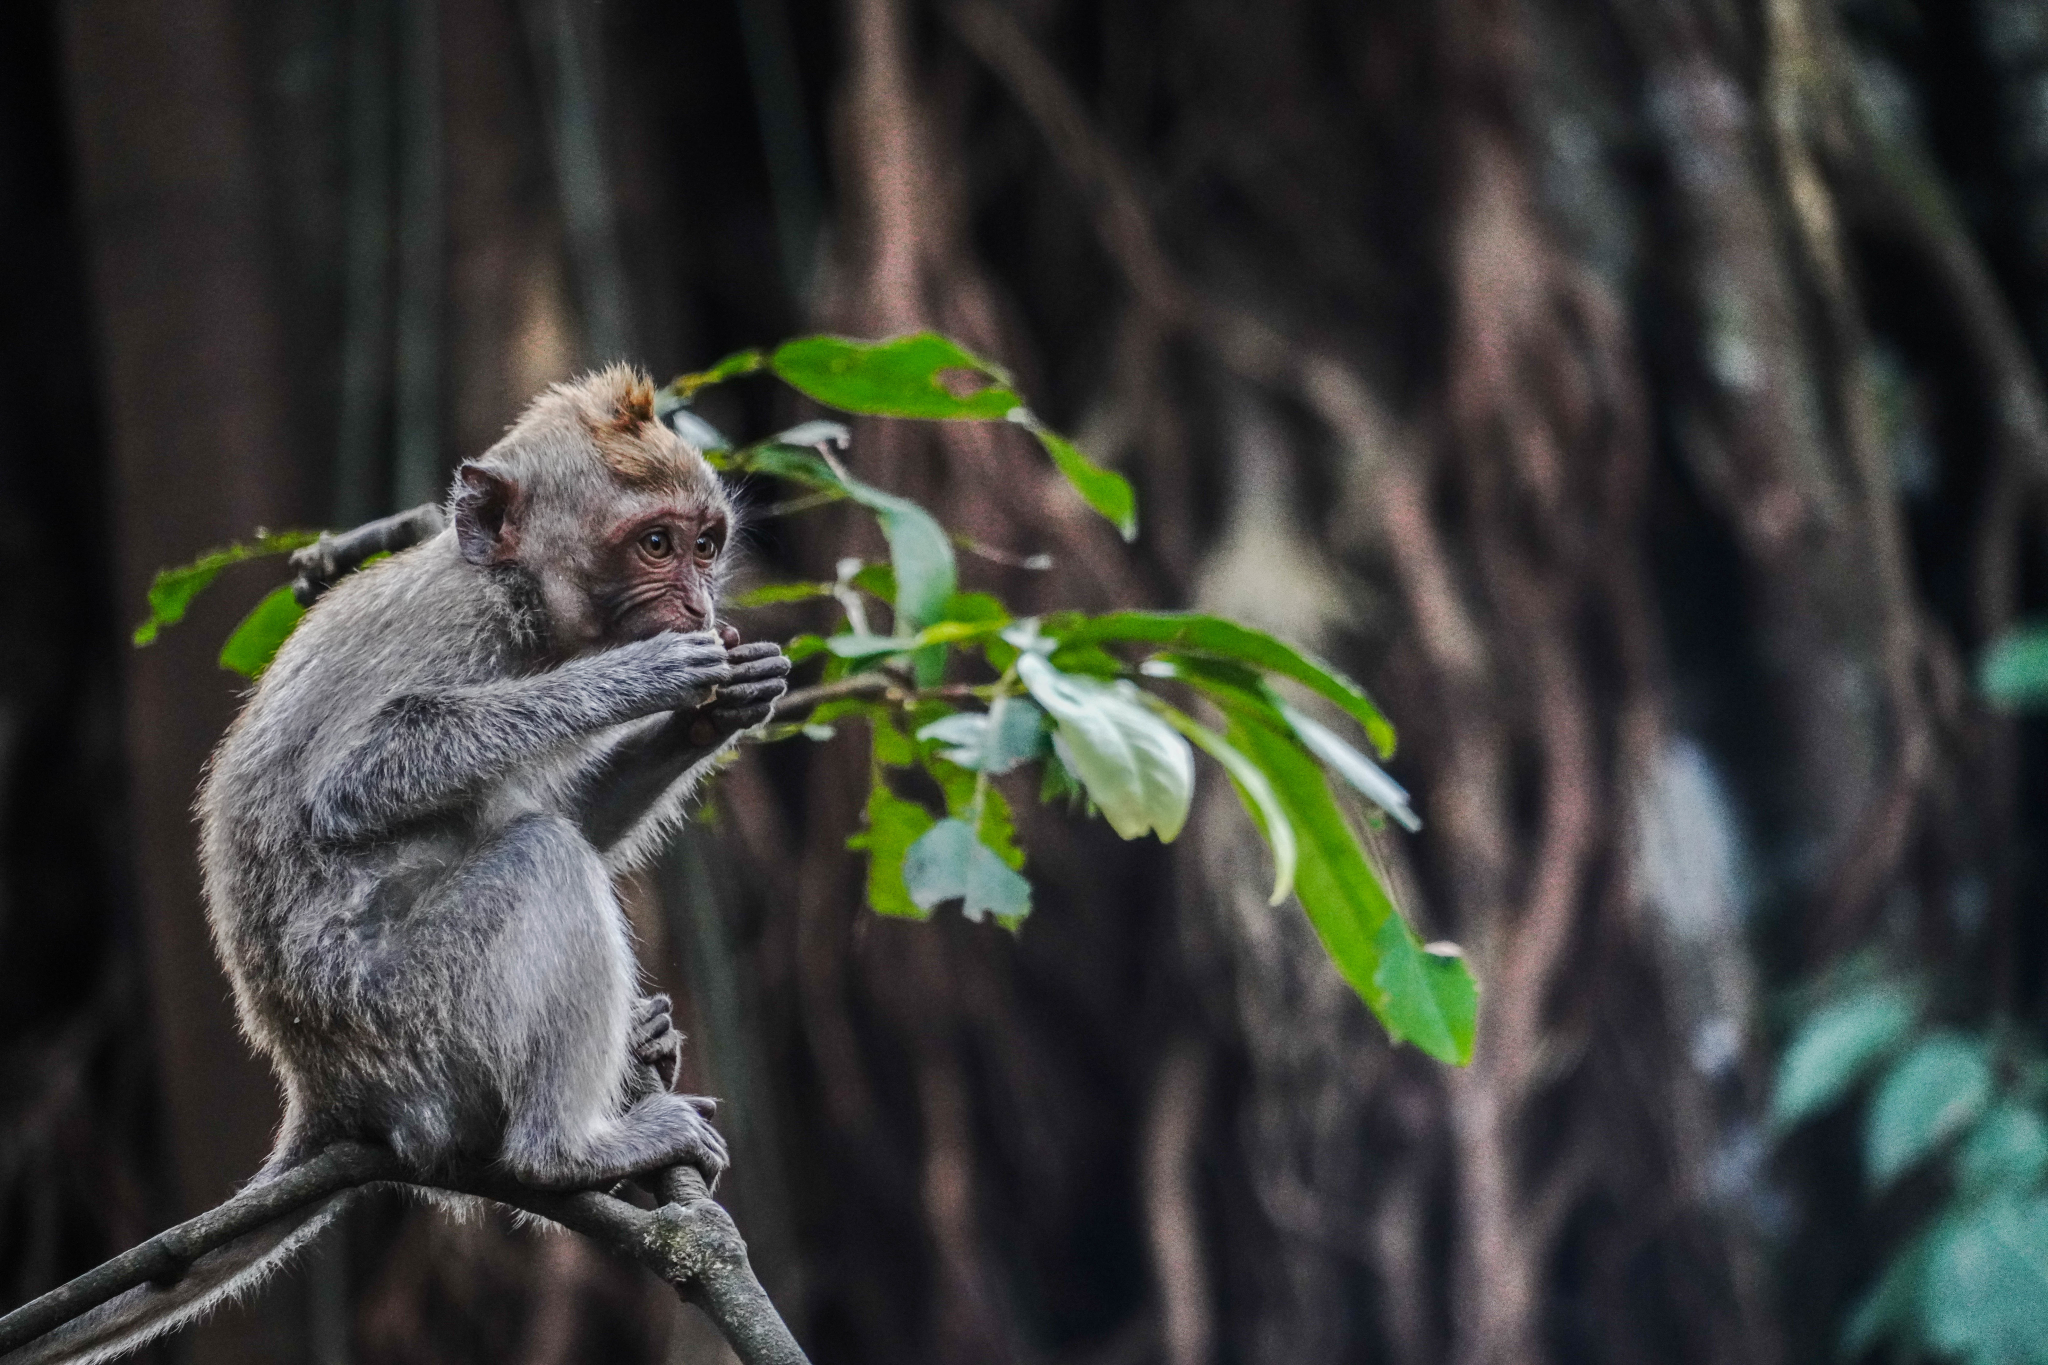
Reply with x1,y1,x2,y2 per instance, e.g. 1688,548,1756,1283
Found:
504,1092,727,1190
631,993,683,1091
643,1092,727,1184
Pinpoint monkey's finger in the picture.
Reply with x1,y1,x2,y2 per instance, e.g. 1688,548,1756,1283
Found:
724,641,784,664
727,652,792,681
632,992,673,1026
718,623,742,649
711,705,777,733
632,1010,677,1052
681,1094,719,1120
712,680,786,708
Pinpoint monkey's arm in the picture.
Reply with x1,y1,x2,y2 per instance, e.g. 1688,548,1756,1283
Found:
308,632,733,842
290,503,447,606
575,642,789,865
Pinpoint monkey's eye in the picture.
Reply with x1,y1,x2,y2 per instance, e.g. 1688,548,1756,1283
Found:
693,531,720,560
639,528,674,559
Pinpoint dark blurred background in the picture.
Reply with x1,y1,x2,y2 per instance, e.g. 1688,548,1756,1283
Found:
5,0,2048,1361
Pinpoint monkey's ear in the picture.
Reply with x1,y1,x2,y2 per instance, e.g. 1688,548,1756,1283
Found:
454,464,520,565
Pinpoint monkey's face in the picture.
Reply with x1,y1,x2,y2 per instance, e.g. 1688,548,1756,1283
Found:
454,459,733,654
588,495,730,641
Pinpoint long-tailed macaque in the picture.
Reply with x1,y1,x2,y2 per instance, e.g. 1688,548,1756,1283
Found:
11,366,788,1365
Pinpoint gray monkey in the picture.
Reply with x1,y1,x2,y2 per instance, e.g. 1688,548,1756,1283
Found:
11,367,789,1365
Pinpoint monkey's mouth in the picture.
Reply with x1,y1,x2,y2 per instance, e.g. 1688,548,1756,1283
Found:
604,589,709,640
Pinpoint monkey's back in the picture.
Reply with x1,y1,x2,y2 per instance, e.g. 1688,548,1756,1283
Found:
197,531,544,1085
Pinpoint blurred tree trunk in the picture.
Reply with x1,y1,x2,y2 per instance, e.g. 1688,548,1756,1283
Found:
59,1,318,1359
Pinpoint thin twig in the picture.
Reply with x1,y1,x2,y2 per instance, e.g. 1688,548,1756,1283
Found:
0,1144,404,1354
772,673,989,717
0,1148,810,1365
776,673,896,713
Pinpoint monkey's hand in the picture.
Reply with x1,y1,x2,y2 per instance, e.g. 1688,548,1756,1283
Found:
630,992,684,1092
636,630,741,714
680,631,790,749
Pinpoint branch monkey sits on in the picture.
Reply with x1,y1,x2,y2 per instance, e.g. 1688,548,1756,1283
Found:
9,367,789,1365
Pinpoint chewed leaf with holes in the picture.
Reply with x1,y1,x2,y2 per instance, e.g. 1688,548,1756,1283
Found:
770,332,1021,420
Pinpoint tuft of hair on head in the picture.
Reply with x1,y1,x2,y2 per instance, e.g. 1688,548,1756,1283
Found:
549,363,698,491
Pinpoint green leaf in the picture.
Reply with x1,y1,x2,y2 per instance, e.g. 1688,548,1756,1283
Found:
826,633,922,659
770,332,1021,420
937,590,1009,625
851,562,897,604
764,334,1138,538
974,783,1027,873
784,633,828,663
665,348,765,402
1868,1032,1994,1189
901,818,1033,924
732,580,836,608
134,530,322,646
914,619,1010,647
1149,700,1297,905
1018,654,1193,842
667,408,732,453
1958,1104,2048,1197
1373,928,1480,1068
1276,700,1421,831
1982,625,2048,710
1039,747,1083,807
1012,415,1137,541
871,709,917,767
1229,712,1475,1064
1921,1195,2048,1363
1770,983,1919,1130
219,585,306,679
1046,642,1126,678
916,699,1049,774
846,775,936,919
1058,612,1396,757
744,445,957,630
1841,1228,1932,1358
1147,654,1419,830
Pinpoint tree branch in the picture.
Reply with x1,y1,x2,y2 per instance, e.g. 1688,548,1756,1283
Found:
0,1147,810,1365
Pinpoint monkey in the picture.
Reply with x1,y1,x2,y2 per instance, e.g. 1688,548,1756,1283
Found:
11,366,790,1365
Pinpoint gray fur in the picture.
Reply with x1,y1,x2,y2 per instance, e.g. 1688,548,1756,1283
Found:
11,370,787,1365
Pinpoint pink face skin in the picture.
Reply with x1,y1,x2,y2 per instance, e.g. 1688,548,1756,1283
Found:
592,501,729,641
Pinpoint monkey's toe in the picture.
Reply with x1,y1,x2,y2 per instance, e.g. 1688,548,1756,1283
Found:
631,992,673,1032
635,1091,729,1182
630,997,683,1089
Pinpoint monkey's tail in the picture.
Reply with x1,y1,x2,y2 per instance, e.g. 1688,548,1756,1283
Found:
0,1187,356,1365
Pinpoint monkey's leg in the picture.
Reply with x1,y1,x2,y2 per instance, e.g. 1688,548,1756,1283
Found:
478,816,728,1190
